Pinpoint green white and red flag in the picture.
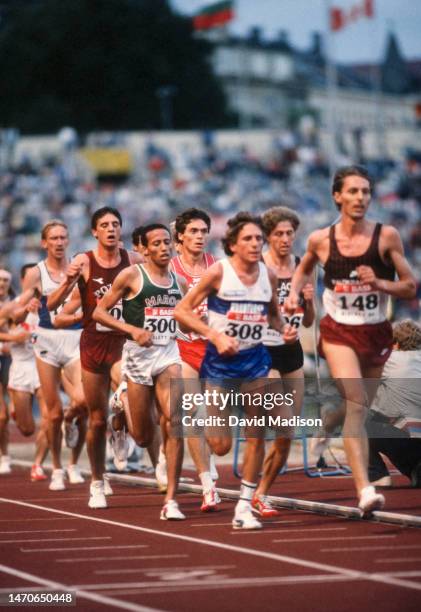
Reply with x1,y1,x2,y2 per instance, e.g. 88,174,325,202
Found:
193,1,235,31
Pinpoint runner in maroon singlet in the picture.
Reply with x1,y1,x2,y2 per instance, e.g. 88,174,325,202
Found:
48,207,142,508
285,165,416,514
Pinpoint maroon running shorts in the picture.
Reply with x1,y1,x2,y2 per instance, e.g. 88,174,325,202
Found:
319,314,393,368
80,330,126,374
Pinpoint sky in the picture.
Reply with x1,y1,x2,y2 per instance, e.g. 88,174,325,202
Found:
170,0,421,64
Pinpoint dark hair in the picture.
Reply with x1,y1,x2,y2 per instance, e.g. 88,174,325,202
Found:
222,212,264,256
20,263,37,280
91,207,122,230
262,206,300,236
174,208,211,244
332,166,372,194
138,223,170,247
131,226,142,247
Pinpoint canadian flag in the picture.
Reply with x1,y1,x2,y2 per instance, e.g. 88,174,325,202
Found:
330,0,374,31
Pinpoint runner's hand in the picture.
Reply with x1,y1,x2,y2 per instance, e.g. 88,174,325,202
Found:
302,283,314,302
284,291,299,314
214,333,239,357
131,328,153,347
11,329,31,344
356,265,380,289
26,298,41,313
282,323,298,345
66,261,83,284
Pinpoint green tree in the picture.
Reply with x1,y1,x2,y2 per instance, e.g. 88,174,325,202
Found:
0,0,232,133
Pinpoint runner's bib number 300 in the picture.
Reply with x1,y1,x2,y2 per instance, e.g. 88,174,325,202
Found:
144,307,176,345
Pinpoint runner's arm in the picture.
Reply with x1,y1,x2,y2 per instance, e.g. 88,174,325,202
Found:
286,233,320,314
46,253,86,311
92,266,150,345
302,280,316,328
357,227,416,299
53,287,83,328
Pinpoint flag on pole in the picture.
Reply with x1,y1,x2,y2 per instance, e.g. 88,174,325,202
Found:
330,0,374,32
193,1,235,31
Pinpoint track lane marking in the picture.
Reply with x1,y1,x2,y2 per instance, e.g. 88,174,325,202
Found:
1,496,421,593
0,564,164,612
57,555,188,563
272,535,397,543
0,529,77,534
0,536,111,544
21,544,148,553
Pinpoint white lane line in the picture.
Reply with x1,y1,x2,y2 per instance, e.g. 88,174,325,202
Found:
1,496,420,593
57,555,188,563
381,571,421,578
95,564,235,576
0,563,163,612
22,544,148,553
0,529,77,534
72,574,356,592
189,520,300,527
231,527,348,536
0,518,77,522
273,535,396,544
0,536,111,544
376,557,421,564
322,545,421,553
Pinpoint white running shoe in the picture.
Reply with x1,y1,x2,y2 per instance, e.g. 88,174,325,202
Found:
160,500,186,521
210,453,219,481
49,469,66,491
88,480,107,509
109,381,128,412
309,431,330,457
0,455,11,474
109,419,129,471
155,456,168,493
67,464,85,484
201,487,220,512
103,476,113,496
358,485,385,514
232,503,262,530
62,417,79,449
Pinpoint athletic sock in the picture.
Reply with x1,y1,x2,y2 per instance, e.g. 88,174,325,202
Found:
238,480,257,510
199,471,214,492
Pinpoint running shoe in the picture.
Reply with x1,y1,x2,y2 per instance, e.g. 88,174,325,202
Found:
109,381,128,413
62,417,79,449
0,455,11,475
201,487,220,512
30,464,47,482
232,503,262,530
210,453,219,481
160,500,186,521
155,455,168,493
104,475,113,496
67,464,85,484
49,468,66,491
88,480,107,509
358,485,385,514
309,433,330,458
252,494,280,518
108,415,129,471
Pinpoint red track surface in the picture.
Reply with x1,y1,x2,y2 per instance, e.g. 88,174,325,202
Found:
0,465,421,612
